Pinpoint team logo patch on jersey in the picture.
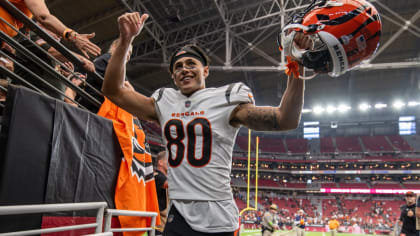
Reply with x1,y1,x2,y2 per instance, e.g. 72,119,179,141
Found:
185,100,191,108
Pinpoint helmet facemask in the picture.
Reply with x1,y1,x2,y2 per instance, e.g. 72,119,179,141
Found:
278,0,381,79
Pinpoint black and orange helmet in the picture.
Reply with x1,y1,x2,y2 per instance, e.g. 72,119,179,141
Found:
279,0,382,77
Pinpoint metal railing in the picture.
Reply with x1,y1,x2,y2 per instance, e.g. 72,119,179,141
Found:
104,209,158,236
0,0,105,111
0,0,103,83
0,202,107,236
0,4,160,236
0,203,159,235
85,233,113,236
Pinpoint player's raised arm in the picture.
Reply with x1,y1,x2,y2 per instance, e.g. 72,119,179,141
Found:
102,12,158,122
230,33,311,131
230,74,304,131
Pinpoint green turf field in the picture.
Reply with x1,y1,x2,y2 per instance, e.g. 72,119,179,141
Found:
240,230,387,236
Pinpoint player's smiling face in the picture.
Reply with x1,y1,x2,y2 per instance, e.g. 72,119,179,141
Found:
172,57,209,96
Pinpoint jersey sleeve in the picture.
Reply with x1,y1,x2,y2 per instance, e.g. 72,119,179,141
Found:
226,83,255,105
151,88,165,103
150,88,166,124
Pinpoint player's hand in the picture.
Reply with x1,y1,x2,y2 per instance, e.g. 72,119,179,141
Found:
294,32,313,50
118,12,149,44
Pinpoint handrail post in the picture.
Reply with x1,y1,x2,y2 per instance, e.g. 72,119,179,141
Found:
103,211,112,232
150,215,156,236
95,205,106,233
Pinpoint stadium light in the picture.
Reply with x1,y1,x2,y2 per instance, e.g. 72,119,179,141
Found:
392,100,405,109
313,106,324,115
326,105,336,114
374,103,387,109
358,103,371,111
337,104,351,113
302,108,312,113
407,101,419,107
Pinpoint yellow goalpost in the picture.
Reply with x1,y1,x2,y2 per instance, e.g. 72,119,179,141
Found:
239,129,260,216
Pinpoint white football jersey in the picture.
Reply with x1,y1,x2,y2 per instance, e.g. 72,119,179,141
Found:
151,82,254,201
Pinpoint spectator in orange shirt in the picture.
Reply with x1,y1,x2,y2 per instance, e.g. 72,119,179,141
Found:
329,215,340,236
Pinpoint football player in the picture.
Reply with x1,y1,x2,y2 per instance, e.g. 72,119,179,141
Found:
102,12,308,236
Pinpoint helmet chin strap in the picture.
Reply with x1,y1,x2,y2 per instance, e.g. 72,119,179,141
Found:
279,24,310,62
279,24,318,80
300,68,318,80
279,23,350,78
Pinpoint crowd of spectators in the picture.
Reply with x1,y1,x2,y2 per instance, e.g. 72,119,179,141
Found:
0,0,121,116
233,190,404,234
231,158,420,171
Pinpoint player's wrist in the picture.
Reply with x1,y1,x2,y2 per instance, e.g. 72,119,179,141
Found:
119,33,134,46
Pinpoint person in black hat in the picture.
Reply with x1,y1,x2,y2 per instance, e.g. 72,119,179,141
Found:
399,191,418,236
102,12,310,236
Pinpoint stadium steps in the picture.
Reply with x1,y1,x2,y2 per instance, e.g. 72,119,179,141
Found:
384,136,397,151
284,139,289,153
336,196,343,213
331,137,338,152
310,198,322,216
308,138,320,153
358,136,366,152
282,138,287,153
403,135,420,151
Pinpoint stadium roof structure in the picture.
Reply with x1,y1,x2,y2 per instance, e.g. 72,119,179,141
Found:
47,0,420,113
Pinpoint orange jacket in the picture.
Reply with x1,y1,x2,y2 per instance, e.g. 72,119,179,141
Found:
98,98,160,235
0,0,32,37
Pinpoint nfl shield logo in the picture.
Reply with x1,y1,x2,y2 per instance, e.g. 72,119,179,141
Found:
185,100,191,108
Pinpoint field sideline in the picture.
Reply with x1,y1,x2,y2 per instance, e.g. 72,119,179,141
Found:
240,230,389,236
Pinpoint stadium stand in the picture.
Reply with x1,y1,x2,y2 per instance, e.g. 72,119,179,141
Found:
235,135,255,151
403,182,420,189
388,135,413,151
338,182,369,188
371,182,403,189
361,136,394,152
285,138,308,153
321,182,338,188
249,178,281,187
320,137,336,153
335,136,363,152
258,137,286,153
